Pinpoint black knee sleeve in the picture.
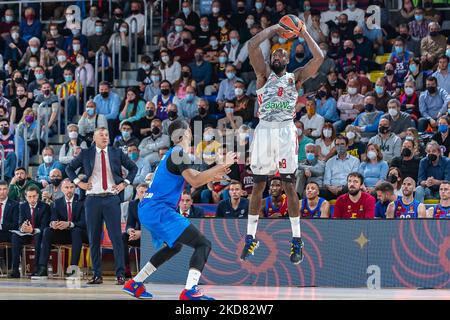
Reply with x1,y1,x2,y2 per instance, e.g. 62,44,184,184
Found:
150,242,183,269
189,235,211,272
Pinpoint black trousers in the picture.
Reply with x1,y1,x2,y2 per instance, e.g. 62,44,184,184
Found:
11,232,42,272
38,227,89,267
0,231,12,268
121,232,140,267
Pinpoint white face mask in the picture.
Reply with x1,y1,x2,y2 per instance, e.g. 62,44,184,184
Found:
204,134,214,142
212,7,220,14
161,56,170,64
29,61,37,68
69,131,78,139
76,57,85,65
346,131,356,140
405,87,414,95
234,88,244,96
73,44,80,52
297,128,303,136
347,87,357,95
388,108,398,117
11,32,19,40
43,155,53,164
331,37,340,44
323,129,332,138
367,150,377,160
50,30,58,37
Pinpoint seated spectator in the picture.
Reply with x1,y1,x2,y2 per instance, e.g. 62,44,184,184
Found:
19,7,42,42
326,70,345,100
389,37,413,86
177,190,205,218
173,30,197,66
398,23,420,57
19,37,41,70
138,118,170,166
216,64,240,111
261,177,288,218
4,26,27,63
27,66,48,97
127,145,150,186
382,99,413,138
125,0,145,37
195,126,222,164
93,81,121,124
406,127,426,157
106,21,130,67
296,143,325,198
59,124,87,165
308,10,329,44
233,81,255,125
300,181,330,218
353,26,374,64
300,99,325,139
322,136,360,200
336,13,356,40
10,186,50,278
433,115,450,157
87,20,110,60
15,108,43,158
421,22,446,70
432,55,450,94
56,67,82,124
315,123,336,162
37,147,64,187
399,78,420,122
415,141,450,203
167,18,185,51
190,99,218,141
386,177,426,219
189,48,212,96
162,103,184,135
51,50,76,85
136,55,153,87
294,120,312,162
418,76,450,132
383,63,400,97
40,38,58,74
113,121,140,154
321,0,341,25
374,182,398,219
287,42,311,73
4,70,26,101
197,16,214,48
0,9,18,36
35,179,88,278
216,180,249,218
8,167,41,202
75,53,95,92
390,139,420,182
336,78,364,132
315,84,339,123
408,8,429,41
119,87,146,124
143,69,162,103
159,49,181,85
204,35,221,64
178,0,200,33
0,181,19,246
135,102,157,140
406,57,426,92
78,100,108,147
33,81,60,136
336,40,366,79
352,95,384,141
344,127,366,160
151,80,178,121
223,30,242,64
82,4,99,37
358,143,388,192
23,55,40,85
368,118,402,163
217,100,242,133
48,23,64,49
122,183,146,278
317,43,336,76
333,172,375,219
41,169,64,205
174,65,196,100
426,181,450,218
0,118,17,180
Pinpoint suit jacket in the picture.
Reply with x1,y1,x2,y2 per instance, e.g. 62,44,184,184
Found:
0,199,19,231
65,145,138,201
126,199,141,231
19,201,51,231
51,194,86,230
176,205,205,218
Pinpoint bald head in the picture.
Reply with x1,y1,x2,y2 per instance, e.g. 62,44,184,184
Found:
270,48,289,74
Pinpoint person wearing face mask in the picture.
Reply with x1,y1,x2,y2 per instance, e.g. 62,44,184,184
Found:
344,126,365,160
336,78,365,133
216,64,241,111
391,140,421,183
415,141,450,203
162,103,184,135
87,20,110,59
8,167,41,202
382,62,400,97
308,10,329,44
431,115,450,157
315,124,336,161
315,85,339,123
125,0,146,36
361,12,383,54
296,144,326,198
3,26,27,63
176,0,200,34
173,30,197,66
113,121,141,153
143,70,162,103
81,5,99,37
287,43,311,72
51,50,76,85
75,53,95,95
343,0,364,28
223,30,242,65
405,57,425,92
78,100,108,146
368,118,402,163
0,9,18,36
138,118,171,166
321,0,341,25
233,80,254,124
105,8,125,35
188,48,212,96
397,23,420,58
174,66,196,100
167,19,186,51
352,26,373,63
195,126,222,165
19,7,42,42
358,143,388,192
388,37,413,85
229,0,248,30
381,99,413,138
59,124,87,165
322,136,360,200
408,8,430,42
352,95,384,141
300,99,325,139
399,78,420,122
337,40,366,79
10,84,34,125
137,55,154,88
196,16,213,47
0,118,18,180
56,67,83,123
39,39,58,73
418,76,450,132
32,81,60,137
41,168,65,205
159,49,182,85
189,99,218,142
19,37,41,69
151,80,178,121
37,147,64,188
27,66,48,97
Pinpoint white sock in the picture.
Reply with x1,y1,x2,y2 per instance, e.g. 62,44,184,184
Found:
290,216,301,238
185,268,201,290
133,262,157,283
247,215,259,238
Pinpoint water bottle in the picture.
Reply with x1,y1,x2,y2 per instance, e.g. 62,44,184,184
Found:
48,263,53,276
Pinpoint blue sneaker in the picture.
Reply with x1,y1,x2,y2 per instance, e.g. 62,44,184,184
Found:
179,285,215,300
290,237,304,264
240,235,259,261
122,279,153,299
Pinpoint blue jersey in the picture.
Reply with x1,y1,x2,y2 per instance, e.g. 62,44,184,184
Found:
139,146,191,248
433,204,450,219
300,198,325,218
393,197,420,219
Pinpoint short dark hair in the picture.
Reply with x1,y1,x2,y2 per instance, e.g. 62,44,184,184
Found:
335,135,349,145
99,81,111,88
439,55,450,63
306,181,320,189
168,119,189,144
137,183,148,189
426,76,438,84
347,172,364,184
182,190,192,196
0,118,8,124
375,182,395,194
15,167,27,173
270,177,282,184
25,185,40,195
229,180,242,188
0,180,8,187
121,121,133,128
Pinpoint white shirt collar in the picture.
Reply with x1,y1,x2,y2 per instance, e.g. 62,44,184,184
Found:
0,198,7,206
96,146,108,154
65,196,74,203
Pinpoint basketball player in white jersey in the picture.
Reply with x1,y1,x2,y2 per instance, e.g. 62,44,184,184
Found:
240,22,324,264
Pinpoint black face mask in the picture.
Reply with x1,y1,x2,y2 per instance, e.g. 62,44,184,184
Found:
168,111,177,119
365,104,375,112
183,38,191,44
427,86,437,94
430,31,439,37
400,33,409,40
115,14,123,19
379,126,390,134
182,71,190,78
318,91,327,99
17,178,26,186
161,88,170,96
146,110,154,117
385,69,394,76
131,9,140,15
152,127,161,135
401,148,412,157
354,34,363,40
271,61,286,74
1,127,9,135
101,92,109,98
424,2,432,8
199,107,207,116
344,47,353,54
388,175,398,184
47,47,55,52
295,52,305,59
14,78,23,84
339,22,348,28
51,178,62,187
428,153,438,162
17,94,25,99
43,89,51,96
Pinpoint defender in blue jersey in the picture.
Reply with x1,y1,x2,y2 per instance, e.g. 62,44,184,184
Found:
122,120,236,300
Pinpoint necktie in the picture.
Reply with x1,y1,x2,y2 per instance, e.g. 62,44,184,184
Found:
101,150,107,191
67,202,72,222
182,211,188,217
30,206,35,228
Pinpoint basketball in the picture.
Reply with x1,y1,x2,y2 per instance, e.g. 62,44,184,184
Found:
279,14,304,39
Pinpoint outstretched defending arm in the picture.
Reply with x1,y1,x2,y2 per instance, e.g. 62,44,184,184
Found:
248,24,284,89
293,28,324,83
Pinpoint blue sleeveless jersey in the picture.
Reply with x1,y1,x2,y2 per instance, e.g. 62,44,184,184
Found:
301,198,325,218
433,204,450,219
139,146,191,248
393,197,420,219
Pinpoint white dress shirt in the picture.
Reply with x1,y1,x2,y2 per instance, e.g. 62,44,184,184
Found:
86,147,116,195
300,113,325,138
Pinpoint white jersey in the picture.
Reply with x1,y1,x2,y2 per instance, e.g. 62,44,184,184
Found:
256,71,298,122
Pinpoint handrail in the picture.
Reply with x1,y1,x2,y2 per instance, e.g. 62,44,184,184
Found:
129,17,138,64
143,0,148,47
38,101,50,147
111,33,122,82
94,47,106,94
149,3,153,46
75,66,87,116
60,83,69,131
0,145,4,181
161,0,164,30
15,124,29,169
14,125,20,167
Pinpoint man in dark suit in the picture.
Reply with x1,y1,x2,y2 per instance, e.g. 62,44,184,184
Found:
122,183,146,278
32,179,89,279
0,181,19,268
177,190,205,218
66,127,138,285
9,186,51,278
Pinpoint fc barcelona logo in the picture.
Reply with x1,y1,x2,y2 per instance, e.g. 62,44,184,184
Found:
288,78,293,85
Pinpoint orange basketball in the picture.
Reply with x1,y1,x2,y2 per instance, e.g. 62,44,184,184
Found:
279,14,304,39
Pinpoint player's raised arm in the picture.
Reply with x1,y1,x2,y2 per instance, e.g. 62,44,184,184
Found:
293,28,324,83
248,24,283,87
